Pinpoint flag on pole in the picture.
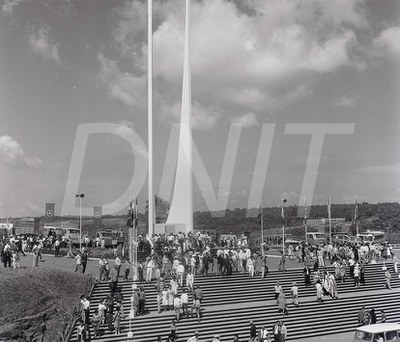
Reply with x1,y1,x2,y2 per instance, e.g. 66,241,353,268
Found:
45,203,55,222
134,196,139,228
281,199,287,220
127,200,134,228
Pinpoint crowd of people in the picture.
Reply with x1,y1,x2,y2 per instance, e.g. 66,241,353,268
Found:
358,305,387,326
162,320,287,342
1,229,398,341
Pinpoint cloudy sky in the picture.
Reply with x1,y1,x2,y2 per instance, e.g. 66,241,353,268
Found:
0,0,400,218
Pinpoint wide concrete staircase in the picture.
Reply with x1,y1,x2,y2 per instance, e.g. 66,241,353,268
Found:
69,262,400,341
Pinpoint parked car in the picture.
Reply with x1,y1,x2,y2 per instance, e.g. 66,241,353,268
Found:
333,233,352,243
353,323,400,342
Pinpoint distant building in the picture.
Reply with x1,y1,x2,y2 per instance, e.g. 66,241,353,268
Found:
12,217,40,235
0,219,13,237
307,218,345,227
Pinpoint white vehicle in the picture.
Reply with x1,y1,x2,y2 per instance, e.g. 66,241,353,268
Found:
353,323,400,342
306,232,326,245
64,228,83,246
357,231,386,244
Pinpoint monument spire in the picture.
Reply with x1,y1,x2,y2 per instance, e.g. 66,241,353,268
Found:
166,0,193,233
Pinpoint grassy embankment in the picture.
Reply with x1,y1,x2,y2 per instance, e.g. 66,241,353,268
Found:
0,267,92,342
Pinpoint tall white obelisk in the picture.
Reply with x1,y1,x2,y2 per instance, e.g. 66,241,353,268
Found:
148,0,154,236
166,0,193,233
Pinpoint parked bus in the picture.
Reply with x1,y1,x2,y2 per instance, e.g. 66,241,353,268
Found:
357,231,386,244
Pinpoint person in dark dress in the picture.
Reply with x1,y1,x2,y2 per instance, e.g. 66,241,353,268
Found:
370,308,377,324
303,265,311,287
249,321,257,342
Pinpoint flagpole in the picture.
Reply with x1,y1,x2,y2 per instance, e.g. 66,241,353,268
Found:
127,198,134,340
148,0,154,236
354,195,359,237
328,196,332,243
281,199,286,255
260,202,264,257
128,200,133,266
303,198,308,244
127,194,138,340
134,194,138,284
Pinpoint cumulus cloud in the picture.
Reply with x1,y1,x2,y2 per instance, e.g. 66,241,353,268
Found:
331,96,357,108
106,0,371,122
2,0,22,15
28,26,61,65
98,53,147,108
152,1,362,94
0,135,42,169
109,121,148,159
192,102,222,131
230,112,259,129
373,26,400,63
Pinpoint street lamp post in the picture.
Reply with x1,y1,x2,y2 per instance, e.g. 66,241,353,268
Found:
75,193,84,252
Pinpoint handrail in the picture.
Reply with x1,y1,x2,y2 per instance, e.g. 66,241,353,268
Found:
64,275,96,342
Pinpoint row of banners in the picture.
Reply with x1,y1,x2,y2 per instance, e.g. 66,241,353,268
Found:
44,203,102,224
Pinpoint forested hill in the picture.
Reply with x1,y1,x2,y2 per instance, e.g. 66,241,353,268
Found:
193,202,400,237
48,201,400,242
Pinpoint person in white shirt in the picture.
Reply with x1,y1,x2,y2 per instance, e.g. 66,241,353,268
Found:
238,249,246,272
273,321,287,342
186,270,194,292
187,331,199,342
98,299,107,324
173,295,181,321
181,289,189,318
172,257,179,273
274,281,282,300
385,269,392,290
98,258,106,281
190,255,197,274
145,257,154,282
288,244,294,260
80,295,90,324
176,262,185,287
328,272,338,299
290,282,299,307
114,255,122,278
317,248,324,267
260,325,271,342
354,263,361,288
75,252,82,273
170,276,179,295
247,256,255,277
162,287,169,312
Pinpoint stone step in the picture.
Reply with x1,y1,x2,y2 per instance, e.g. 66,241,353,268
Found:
68,263,400,342
69,291,400,341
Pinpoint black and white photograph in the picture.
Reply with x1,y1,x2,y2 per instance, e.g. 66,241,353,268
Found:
1,0,400,341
